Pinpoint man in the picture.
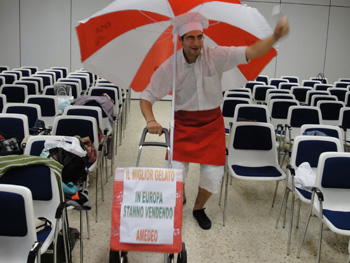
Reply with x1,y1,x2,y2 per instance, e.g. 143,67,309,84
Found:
140,12,289,230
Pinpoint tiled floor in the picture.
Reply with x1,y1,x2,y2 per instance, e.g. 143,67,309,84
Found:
69,99,349,263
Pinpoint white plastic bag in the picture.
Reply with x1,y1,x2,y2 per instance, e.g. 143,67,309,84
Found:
294,162,316,192
40,137,87,158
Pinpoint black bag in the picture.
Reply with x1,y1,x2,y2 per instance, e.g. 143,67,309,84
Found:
0,131,23,156
315,73,327,84
48,147,88,184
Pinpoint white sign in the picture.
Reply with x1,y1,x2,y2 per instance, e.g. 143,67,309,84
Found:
120,167,178,244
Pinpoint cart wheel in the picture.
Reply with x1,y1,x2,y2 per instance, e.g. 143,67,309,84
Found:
120,251,128,263
177,242,187,263
109,250,120,263
165,253,174,263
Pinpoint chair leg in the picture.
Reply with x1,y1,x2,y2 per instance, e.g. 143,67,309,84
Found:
275,185,289,229
223,170,229,226
282,190,290,229
80,210,84,263
271,181,279,207
286,191,295,255
297,202,313,258
218,160,227,206
296,199,301,228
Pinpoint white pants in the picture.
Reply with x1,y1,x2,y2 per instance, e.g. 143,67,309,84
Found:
172,161,224,194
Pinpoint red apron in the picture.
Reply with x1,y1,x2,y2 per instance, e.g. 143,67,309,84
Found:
172,107,226,166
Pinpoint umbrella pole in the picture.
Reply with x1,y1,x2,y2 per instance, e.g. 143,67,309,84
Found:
169,34,177,168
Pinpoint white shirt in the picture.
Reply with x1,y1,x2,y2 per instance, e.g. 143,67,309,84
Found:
140,45,248,111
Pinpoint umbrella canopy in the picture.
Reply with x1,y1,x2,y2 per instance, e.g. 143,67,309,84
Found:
76,0,276,92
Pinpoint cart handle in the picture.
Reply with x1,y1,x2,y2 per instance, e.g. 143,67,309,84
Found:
138,127,170,148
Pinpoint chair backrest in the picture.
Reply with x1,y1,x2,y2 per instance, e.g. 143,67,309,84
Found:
14,80,39,95
334,81,350,89
311,95,337,106
221,97,250,134
44,69,62,80
35,71,56,83
88,87,120,115
21,66,38,75
244,81,265,92
301,124,344,149
0,94,7,112
52,115,99,150
0,113,30,138
252,85,276,104
95,84,123,107
223,91,252,100
20,77,44,93
287,106,322,141
302,79,322,87
228,122,282,172
0,73,17,84
316,152,350,191
233,104,269,123
329,88,348,102
291,86,313,104
32,73,53,87
58,78,82,96
12,68,31,77
0,84,28,103
3,103,42,129
266,93,296,108
0,184,37,262
269,78,288,88
290,136,342,171
279,83,299,90
281,76,299,84
2,71,21,80
25,95,59,127
317,101,344,125
50,67,68,78
56,81,80,98
314,84,333,91
67,74,88,92
305,90,330,106
255,75,269,85
269,99,299,129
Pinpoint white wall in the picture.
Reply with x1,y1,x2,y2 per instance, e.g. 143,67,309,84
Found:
0,0,349,87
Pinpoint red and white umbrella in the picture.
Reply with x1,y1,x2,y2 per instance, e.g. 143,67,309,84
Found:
76,0,276,92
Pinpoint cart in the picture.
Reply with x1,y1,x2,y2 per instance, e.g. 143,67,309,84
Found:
109,128,187,263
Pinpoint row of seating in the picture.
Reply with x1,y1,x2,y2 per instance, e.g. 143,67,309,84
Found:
0,66,131,263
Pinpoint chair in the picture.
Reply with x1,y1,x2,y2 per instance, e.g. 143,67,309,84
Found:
0,65,9,73
266,94,296,109
223,122,286,225
285,106,323,150
334,81,350,89
221,97,250,135
32,74,53,88
255,75,269,85
269,78,288,88
56,81,81,98
0,94,7,112
50,67,68,78
0,84,28,103
0,73,17,84
58,78,83,96
62,105,113,179
302,79,322,87
35,71,56,83
345,92,350,107
232,104,269,123
12,68,31,77
317,100,345,126
310,95,338,106
291,86,313,105
23,135,89,262
14,80,39,95
67,74,89,93
279,83,299,91
52,115,105,222
329,88,348,102
0,184,41,263
305,90,330,106
339,107,350,150
275,136,343,255
297,152,350,263
269,99,300,131
2,70,21,80
0,76,5,87
0,156,71,263
314,84,333,91
281,76,299,84
21,66,38,75
252,85,276,104
44,69,63,81
75,70,96,87
301,124,344,151
0,113,30,139
25,95,59,128
20,77,44,93
244,81,265,92
226,88,251,94
223,91,252,100
2,103,42,132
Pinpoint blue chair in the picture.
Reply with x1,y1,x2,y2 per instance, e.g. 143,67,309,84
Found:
221,97,250,135
0,184,41,263
297,152,350,263
275,135,342,255
0,84,28,103
0,113,30,139
25,95,59,128
14,80,39,95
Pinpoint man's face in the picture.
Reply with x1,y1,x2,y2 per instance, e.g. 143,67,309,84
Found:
179,30,204,64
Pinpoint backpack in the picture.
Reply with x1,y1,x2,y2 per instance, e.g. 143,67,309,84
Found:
48,147,88,184
0,131,23,156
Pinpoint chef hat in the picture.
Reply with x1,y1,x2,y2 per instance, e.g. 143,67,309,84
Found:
172,12,209,36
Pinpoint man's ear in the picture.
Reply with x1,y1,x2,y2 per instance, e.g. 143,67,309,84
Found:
178,36,183,44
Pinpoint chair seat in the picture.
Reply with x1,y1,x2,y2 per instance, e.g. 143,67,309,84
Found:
295,187,312,200
231,165,282,177
323,210,350,230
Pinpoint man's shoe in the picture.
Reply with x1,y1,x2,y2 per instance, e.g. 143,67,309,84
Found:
193,208,211,230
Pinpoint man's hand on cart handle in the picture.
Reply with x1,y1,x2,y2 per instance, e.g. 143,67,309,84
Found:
147,120,163,136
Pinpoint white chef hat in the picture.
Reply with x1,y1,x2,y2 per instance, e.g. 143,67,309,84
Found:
172,12,209,36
